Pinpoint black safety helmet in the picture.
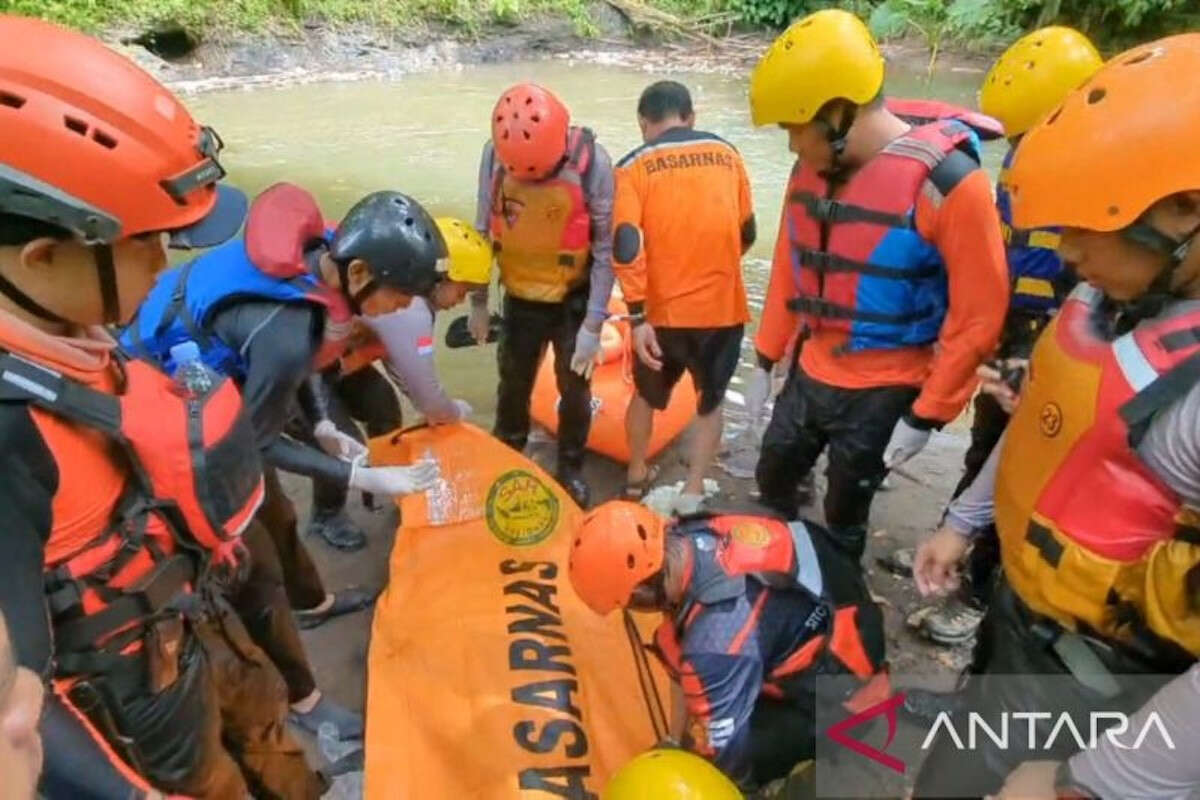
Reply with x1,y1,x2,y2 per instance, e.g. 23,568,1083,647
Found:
330,191,447,313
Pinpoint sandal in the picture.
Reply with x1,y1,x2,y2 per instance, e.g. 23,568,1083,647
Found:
622,464,661,500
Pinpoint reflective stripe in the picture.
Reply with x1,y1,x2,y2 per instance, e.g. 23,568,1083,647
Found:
1112,333,1160,391
1014,276,1056,299
1027,230,1061,250
788,521,823,597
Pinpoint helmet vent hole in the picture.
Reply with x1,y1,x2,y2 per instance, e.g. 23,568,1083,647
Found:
63,115,88,136
523,131,531,140
636,524,647,541
0,91,25,109
1086,88,1106,105
531,114,540,123
502,130,510,140
525,96,533,105
1025,60,1035,70
1045,107,1063,125
626,554,636,569
1107,205,1120,216
93,129,117,149
405,217,414,226
1125,51,1153,66
575,537,582,547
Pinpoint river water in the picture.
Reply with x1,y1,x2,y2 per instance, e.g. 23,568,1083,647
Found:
187,60,1002,422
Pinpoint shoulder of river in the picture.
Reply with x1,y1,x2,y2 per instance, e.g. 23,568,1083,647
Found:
105,15,991,96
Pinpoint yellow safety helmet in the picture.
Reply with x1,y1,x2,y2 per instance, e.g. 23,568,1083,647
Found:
980,26,1103,137
434,217,493,285
602,749,743,800
749,9,884,127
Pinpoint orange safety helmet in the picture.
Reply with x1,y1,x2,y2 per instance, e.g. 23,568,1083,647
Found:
569,501,667,615
0,15,244,248
491,83,571,181
1008,33,1200,233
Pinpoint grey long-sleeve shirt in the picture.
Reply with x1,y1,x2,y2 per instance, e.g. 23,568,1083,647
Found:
471,135,616,327
1068,663,1200,799
361,297,461,425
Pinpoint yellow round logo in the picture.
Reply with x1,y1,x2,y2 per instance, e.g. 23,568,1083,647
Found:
730,521,771,549
485,470,560,547
1039,402,1063,438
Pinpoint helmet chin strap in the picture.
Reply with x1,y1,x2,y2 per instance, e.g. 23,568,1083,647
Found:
816,102,858,182
334,258,378,317
0,244,121,326
1118,220,1200,327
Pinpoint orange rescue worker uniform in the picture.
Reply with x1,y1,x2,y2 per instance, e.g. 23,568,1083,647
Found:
748,12,1008,559
614,103,755,417
913,34,1200,798
0,16,323,799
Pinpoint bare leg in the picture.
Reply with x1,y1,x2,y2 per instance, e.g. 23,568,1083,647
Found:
626,394,655,484
683,405,722,496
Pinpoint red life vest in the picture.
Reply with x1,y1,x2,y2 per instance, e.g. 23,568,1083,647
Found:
785,121,979,352
0,349,263,665
651,515,884,698
489,127,594,302
885,97,1006,141
996,284,1200,657
245,182,354,369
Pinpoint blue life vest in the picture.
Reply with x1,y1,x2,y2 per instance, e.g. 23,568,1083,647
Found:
997,146,1069,314
785,122,982,352
120,236,330,379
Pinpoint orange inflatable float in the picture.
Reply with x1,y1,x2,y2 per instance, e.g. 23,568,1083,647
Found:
530,300,698,464
364,424,670,799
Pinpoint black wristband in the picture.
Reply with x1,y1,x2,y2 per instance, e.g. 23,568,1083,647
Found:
626,300,645,317
755,351,776,372
903,410,943,431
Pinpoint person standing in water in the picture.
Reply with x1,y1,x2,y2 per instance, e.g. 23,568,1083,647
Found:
469,83,616,508
613,80,756,514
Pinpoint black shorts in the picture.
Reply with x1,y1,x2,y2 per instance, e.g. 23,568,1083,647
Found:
633,324,744,415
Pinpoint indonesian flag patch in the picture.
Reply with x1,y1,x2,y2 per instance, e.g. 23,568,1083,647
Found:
417,335,435,357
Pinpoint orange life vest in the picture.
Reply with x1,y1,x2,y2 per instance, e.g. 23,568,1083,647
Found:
0,324,263,673
996,284,1200,658
489,126,593,302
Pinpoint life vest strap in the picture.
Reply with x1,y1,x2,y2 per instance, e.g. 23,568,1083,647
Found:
787,295,937,326
794,246,942,280
790,191,913,230
1025,521,1065,568
0,352,122,434
1119,350,1200,448
53,554,194,655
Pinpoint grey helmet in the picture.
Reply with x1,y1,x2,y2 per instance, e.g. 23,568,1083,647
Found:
330,191,447,312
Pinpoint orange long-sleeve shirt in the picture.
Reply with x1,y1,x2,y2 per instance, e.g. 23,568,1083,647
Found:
755,164,1007,423
613,126,755,328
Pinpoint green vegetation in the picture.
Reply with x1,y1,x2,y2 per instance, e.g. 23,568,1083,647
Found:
3,0,1195,49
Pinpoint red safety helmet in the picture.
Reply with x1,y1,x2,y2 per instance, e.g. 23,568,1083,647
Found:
569,501,666,615
0,15,245,321
491,84,571,181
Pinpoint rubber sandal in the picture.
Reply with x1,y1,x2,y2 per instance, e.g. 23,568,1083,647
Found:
622,464,661,500
295,587,380,631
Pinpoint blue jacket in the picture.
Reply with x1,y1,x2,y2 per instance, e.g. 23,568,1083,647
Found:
121,236,328,378
997,145,1069,314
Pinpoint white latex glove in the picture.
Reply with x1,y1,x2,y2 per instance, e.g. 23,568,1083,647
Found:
883,416,932,468
569,324,602,379
744,366,772,435
313,419,368,462
452,398,474,420
468,302,491,344
348,457,439,497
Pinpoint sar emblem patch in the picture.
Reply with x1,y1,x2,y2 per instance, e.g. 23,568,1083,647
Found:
730,521,771,549
1039,402,1063,438
485,469,559,547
